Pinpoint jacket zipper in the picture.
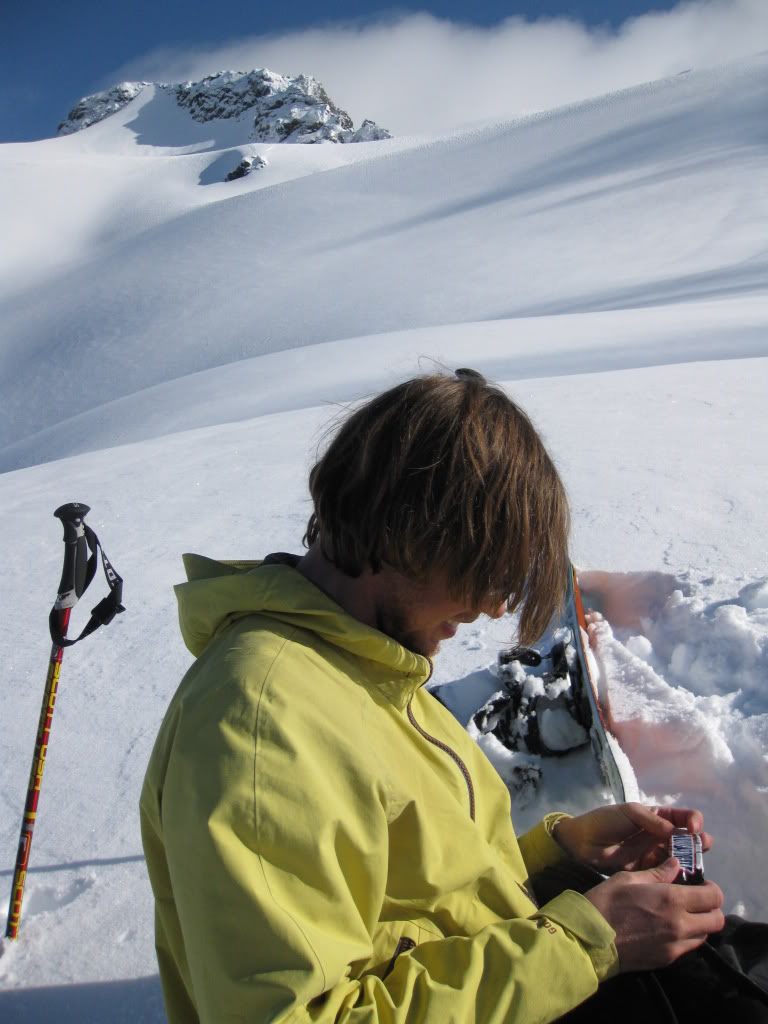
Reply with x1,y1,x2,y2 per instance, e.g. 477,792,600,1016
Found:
382,936,417,980
407,695,476,821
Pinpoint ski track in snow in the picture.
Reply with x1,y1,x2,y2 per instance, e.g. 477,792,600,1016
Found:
0,53,767,1022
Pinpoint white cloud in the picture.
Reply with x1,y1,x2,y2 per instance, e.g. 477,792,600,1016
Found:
102,1,768,134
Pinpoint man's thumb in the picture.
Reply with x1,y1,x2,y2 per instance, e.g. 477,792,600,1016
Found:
647,857,679,883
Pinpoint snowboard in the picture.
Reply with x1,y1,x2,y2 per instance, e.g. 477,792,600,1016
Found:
433,564,637,809
563,565,634,803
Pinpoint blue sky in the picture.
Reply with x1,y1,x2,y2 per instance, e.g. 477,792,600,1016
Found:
2,1,686,141
2,1,765,141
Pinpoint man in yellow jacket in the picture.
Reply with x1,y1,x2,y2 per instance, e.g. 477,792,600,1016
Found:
141,369,724,1023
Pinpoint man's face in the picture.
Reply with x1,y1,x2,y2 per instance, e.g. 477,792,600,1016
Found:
372,568,507,658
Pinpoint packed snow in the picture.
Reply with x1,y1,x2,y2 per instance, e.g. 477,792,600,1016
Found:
0,52,766,1022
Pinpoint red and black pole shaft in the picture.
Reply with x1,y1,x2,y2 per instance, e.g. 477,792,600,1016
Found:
5,503,91,941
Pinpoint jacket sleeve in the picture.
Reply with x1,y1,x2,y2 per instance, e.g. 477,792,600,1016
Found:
518,812,573,874
146,642,617,1024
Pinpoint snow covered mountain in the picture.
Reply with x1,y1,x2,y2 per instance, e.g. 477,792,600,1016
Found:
0,54,767,1021
57,69,391,145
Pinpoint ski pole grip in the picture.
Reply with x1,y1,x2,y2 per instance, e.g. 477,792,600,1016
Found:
54,503,91,606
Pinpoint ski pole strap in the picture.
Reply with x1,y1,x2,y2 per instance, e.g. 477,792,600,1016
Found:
49,523,125,647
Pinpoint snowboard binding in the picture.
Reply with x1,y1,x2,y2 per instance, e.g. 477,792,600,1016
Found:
473,632,590,758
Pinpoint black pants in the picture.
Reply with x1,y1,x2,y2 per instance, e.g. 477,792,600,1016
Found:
531,861,768,1023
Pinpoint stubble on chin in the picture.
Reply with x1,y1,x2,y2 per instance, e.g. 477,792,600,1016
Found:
375,607,435,658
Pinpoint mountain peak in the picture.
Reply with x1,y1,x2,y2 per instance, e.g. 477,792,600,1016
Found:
58,81,150,135
57,69,391,144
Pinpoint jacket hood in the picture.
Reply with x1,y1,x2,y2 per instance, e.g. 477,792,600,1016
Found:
175,553,432,694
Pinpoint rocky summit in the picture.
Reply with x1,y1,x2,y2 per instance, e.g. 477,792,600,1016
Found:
57,69,391,143
58,82,150,135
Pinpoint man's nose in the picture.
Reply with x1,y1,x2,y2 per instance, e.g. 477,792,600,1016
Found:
486,600,507,620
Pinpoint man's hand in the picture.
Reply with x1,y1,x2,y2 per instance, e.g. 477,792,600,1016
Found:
585,858,725,971
552,803,713,873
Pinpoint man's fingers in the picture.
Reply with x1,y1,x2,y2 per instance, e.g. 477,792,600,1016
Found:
656,805,705,835
673,935,711,959
700,910,726,935
634,864,723,910
679,880,724,913
622,802,675,838
687,810,705,834
636,856,680,882
680,908,725,940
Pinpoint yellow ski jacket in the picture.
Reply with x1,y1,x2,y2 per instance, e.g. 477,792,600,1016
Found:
140,555,618,1023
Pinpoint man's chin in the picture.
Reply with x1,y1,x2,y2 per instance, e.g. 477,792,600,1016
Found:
394,632,440,658
377,613,440,658
411,636,441,658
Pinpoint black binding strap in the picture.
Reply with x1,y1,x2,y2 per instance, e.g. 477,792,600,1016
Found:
49,524,125,647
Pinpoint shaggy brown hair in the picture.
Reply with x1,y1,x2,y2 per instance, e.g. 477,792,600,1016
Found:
304,369,570,644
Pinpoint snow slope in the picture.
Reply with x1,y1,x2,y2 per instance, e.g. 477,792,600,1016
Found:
0,54,767,1022
1,58,765,457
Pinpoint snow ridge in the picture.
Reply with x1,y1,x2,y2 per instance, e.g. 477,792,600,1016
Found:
57,69,391,144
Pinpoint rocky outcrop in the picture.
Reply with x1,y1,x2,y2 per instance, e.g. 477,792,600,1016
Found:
343,119,392,143
179,69,360,143
58,82,149,135
57,70,391,144
225,155,268,181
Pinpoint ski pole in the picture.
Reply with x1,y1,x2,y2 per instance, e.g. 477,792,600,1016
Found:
5,502,124,940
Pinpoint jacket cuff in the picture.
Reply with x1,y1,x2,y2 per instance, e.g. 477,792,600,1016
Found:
518,812,572,873
538,889,619,981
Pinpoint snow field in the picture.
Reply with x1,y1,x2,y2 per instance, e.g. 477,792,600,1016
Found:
2,58,766,454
